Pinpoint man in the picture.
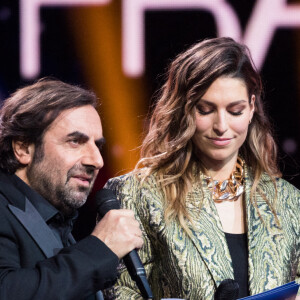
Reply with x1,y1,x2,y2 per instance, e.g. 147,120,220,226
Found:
0,78,143,299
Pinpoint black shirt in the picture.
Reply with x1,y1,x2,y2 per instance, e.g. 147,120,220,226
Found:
225,232,249,298
11,174,78,248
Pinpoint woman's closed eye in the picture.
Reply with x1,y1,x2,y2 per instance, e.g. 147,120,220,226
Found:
197,105,214,115
196,101,247,116
227,104,247,116
228,110,243,116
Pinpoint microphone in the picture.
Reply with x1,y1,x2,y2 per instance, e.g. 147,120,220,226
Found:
214,279,239,300
95,189,153,300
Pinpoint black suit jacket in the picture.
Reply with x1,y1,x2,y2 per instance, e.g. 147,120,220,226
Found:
0,171,119,300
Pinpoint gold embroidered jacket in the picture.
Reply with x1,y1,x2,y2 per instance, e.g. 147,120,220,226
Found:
104,168,300,300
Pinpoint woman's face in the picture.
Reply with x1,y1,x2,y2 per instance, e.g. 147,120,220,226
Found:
192,76,255,170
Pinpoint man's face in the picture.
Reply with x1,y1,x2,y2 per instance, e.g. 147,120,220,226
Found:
27,105,104,215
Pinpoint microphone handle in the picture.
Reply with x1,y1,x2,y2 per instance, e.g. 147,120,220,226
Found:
95,189,153,299
123,250,153,299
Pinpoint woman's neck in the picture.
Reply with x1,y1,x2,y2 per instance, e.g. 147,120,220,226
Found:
201,154,239,181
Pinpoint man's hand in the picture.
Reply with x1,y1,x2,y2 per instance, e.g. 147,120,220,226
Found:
91,209,143,259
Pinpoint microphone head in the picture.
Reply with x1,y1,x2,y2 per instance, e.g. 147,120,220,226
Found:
95,189,120,219
214,279,239,300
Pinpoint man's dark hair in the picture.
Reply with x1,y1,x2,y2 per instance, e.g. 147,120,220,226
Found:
0,78,99,173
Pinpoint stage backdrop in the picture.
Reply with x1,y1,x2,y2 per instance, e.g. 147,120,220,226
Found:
1,0,299,238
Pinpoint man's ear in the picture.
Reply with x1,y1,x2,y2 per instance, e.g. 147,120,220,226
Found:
12,140,35,165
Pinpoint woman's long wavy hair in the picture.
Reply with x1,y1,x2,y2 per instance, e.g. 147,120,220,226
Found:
136,37,281,230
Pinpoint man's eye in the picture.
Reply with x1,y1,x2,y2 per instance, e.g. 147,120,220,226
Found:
69,139,80,145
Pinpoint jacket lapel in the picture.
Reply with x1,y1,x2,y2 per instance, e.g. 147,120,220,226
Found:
184,168,286,294
8,197,64,258
185,176,234,287
245,170,284,295
0,177,64,258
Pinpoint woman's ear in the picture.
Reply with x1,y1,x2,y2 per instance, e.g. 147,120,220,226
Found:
250,94,256,120
12,140,35,165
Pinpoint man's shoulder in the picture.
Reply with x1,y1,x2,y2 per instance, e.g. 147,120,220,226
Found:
0,170,14,188
0,170,26,209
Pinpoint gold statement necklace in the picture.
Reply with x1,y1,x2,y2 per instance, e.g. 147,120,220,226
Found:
204,157,245,202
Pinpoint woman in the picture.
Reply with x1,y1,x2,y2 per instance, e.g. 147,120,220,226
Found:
105,37,300,299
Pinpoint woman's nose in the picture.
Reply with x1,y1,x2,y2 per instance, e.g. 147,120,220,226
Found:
213,112,228,135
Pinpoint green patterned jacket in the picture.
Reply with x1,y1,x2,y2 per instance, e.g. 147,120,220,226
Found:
104,167,300,300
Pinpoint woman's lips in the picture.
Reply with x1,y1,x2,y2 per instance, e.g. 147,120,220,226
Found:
208,137,232,146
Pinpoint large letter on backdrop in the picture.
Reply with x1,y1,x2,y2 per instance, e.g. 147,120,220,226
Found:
243,0,300,70
20,0,111,79
20,0,300,79
122,0,300,76
122,0,241,77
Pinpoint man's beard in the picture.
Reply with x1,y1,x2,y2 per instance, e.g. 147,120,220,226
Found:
26,145,96,215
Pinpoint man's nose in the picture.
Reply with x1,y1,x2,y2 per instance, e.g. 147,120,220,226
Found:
81,143,104,170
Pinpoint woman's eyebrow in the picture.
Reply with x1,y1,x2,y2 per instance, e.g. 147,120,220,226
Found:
199,99,247,107
226,100,248,108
